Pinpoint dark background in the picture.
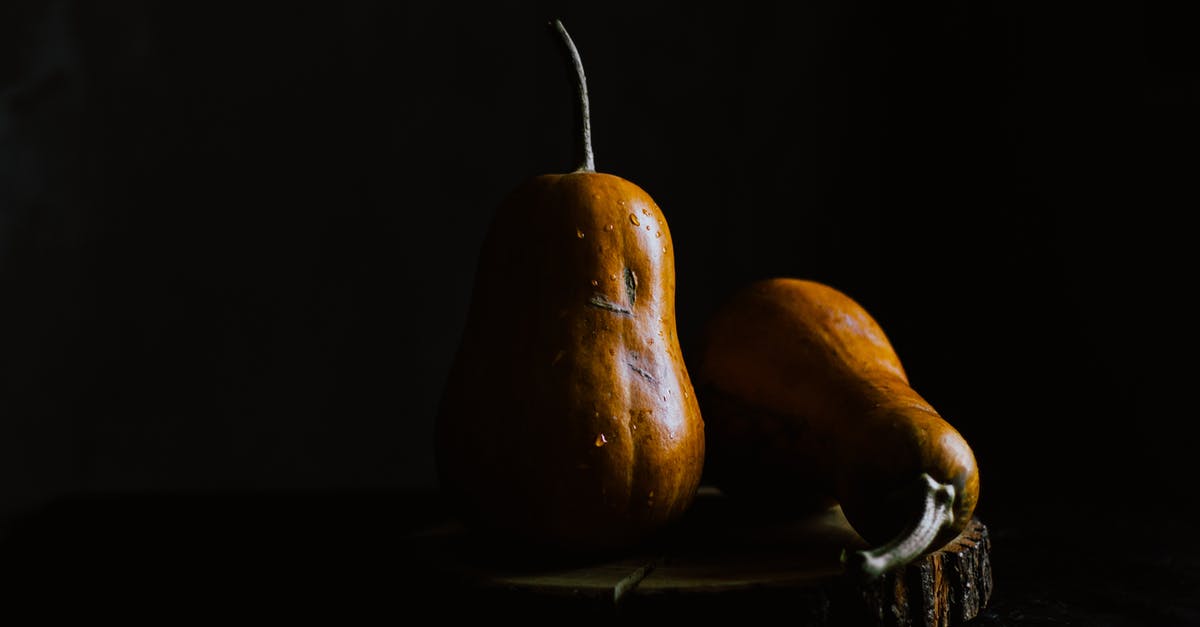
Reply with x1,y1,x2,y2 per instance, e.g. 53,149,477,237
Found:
1,1,1198,617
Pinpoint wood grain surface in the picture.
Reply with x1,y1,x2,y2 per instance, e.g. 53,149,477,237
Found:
408,486,992,624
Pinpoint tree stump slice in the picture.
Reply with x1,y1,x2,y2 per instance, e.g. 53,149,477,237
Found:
409,487,992,625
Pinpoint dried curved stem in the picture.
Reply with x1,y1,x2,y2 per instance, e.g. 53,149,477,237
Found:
549,19,595,173
844,473,956,579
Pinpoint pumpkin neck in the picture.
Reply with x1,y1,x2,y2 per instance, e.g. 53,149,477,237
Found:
551,20,595,173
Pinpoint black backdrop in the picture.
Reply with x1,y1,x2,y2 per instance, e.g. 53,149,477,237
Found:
2,1,1197,528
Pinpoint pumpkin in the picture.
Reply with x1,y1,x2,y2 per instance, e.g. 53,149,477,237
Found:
693,277,979,577
434,20,704,555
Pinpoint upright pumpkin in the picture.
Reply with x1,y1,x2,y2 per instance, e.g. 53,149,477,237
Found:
694,278,980,578
434,21,704,554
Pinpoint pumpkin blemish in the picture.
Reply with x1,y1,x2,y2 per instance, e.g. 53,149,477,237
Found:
588,294,633,315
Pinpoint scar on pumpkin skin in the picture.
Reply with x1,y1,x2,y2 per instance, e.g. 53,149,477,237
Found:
626,361,657,384
588,294,632,315
624,268,638,307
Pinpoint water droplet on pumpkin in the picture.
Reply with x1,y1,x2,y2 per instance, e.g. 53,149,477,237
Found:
590,279,599,286
629,214,640,226
594,433,608,447
608,347,615,356
647,338,654,345
655,231,661,238
604,224,614,232
610,273,618,281
642,207,650,216
645,225,651,231
576,228,585,238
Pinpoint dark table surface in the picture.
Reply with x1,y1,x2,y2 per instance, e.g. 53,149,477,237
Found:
1,489,1196,625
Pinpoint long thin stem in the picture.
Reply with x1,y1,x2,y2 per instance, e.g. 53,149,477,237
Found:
844,473,957,579
550,19,595,173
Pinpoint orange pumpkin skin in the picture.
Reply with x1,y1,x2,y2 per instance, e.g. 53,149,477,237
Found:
435,172,705,554
694,278,978,550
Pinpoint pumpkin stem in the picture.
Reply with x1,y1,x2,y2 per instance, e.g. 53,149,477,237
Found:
843,473,956,580
550,19,595,173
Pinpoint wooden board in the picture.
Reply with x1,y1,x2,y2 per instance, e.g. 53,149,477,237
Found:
407,487,992,625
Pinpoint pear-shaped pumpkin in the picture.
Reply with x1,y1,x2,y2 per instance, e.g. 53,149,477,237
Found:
434,21,704,555
694,277,979,577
